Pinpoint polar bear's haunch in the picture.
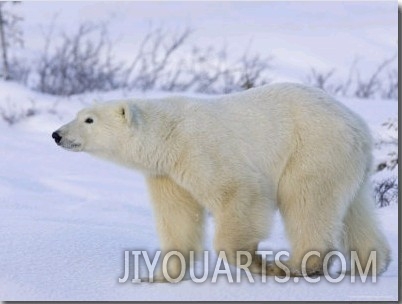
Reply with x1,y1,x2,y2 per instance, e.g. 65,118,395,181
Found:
53,83,390,278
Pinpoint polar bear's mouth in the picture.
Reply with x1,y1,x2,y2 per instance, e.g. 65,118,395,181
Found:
60,141,82,151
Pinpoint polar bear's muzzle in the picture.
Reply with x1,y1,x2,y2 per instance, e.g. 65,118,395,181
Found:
52,130,82,152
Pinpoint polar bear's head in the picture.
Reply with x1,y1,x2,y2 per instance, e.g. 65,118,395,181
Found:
52,102,141,157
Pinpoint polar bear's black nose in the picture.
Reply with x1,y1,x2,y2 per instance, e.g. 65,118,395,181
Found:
52,131,62,144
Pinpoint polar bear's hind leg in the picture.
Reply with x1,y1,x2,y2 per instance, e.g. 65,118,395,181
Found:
342,180,391,274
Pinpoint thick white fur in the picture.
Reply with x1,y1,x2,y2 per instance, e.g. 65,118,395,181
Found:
55,83,390,278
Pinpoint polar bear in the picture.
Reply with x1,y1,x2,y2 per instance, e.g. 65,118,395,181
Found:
52,83,390,280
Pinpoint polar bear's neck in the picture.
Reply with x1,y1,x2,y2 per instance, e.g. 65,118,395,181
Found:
116,98,190,176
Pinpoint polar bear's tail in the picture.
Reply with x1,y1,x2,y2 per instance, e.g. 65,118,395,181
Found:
342,179,391,274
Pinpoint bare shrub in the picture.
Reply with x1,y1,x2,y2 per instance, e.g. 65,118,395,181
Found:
35,22,127,96
0,2,24,81
158,43,271,94
305,68,336,90
373,118,398,208
0,98,38,125
124,27,272,94
354,55,396,99
179,44,229,94
304,67,350,96
374,177,398,208
382,68,398,100
8,55,31,85
375,118,398,172
126,27,192,91
29,22,273,95
304,58,361,97
304,54,398,100
230,52,271,92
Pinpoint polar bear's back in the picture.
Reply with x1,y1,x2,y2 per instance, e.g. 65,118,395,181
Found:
214,83,372,156
139,83,372,189
169,83,372,183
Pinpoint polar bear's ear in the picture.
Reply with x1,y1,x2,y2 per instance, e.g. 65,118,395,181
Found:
122,103,142,127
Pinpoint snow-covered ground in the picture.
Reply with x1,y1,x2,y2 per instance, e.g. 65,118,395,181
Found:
0,1,398,300
0,80,398,301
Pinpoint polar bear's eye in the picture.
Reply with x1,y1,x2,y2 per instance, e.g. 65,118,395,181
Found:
85,118,94,124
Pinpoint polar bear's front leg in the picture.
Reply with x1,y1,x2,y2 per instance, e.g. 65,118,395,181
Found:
146,175,204,282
